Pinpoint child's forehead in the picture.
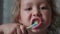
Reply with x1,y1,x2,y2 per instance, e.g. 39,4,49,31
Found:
21,0,48,4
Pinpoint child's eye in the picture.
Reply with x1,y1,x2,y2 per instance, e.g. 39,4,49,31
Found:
25,8,32,11
40,7,48,10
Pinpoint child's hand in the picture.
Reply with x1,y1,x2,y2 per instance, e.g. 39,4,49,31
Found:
0,23,26,34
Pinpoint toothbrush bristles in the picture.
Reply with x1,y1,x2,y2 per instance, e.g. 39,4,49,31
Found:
26,21,38,30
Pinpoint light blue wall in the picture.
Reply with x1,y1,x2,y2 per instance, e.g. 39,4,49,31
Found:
3,0,16,23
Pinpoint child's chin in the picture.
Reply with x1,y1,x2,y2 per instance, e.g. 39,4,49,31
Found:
31,29,41,33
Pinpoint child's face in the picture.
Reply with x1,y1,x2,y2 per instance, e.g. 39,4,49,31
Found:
20,0,52,31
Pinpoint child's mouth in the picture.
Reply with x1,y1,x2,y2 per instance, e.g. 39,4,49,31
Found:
27,18,42,30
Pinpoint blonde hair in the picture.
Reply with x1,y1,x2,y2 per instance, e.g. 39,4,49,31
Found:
11,0,21,23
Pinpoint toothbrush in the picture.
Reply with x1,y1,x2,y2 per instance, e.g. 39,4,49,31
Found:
26,21,38,30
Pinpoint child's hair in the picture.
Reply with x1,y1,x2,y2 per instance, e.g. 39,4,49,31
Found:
11,0,58,34
11,0,21,23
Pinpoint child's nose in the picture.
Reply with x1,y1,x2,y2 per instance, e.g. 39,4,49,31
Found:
32,8,40,17
32,10,38,16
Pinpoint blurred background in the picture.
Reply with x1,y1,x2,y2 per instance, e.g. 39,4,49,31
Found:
0,0,3,24
0,0,16,24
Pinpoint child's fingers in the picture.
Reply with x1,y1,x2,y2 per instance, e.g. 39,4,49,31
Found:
17,24,22,34
20,25,26,34
12,28,17,34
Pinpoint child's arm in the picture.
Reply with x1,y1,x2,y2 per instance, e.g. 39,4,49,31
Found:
0,23,26,34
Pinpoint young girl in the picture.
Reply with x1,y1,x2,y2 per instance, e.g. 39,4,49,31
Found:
0,0,56,34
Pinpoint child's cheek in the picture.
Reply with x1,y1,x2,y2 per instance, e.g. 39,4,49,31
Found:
41,10,50,23
24,12,32,25
28,13,32,20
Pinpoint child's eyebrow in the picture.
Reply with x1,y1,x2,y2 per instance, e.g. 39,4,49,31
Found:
26,3,33,6
23,3,33,7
